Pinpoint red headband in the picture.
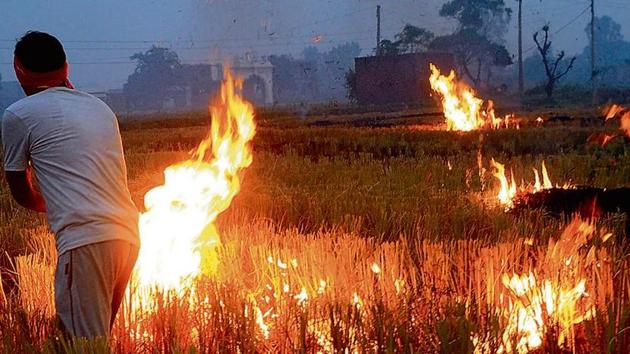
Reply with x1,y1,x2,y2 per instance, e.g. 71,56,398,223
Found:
14,56,74,95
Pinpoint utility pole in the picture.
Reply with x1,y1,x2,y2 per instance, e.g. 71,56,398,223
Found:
376,5,382,56
518,0,524,98
591,0,597,105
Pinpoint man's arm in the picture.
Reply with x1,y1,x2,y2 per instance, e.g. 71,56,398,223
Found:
2,110,45,212
5,168,46,212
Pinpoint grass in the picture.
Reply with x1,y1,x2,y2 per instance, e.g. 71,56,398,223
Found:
1,108,629,353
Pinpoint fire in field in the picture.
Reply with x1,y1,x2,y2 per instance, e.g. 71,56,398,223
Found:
1,64,629,353
135,70,256,292
429,64,516,131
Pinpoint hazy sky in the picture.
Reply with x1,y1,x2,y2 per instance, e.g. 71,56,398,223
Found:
1,0,629,91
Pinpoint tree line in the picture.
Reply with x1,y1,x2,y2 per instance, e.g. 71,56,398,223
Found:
371,1,629,102
121,1,630,107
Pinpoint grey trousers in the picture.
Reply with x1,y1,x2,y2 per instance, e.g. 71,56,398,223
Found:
54,240,138,338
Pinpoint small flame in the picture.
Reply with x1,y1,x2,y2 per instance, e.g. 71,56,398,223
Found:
491,159,517,208
492,159,561,209
294,287,309,305
605,104,624,120
371,263,381,274
604,104,630,137
622,113,630,137
587,133,617,147
429,64,514,131
602,233,613,243
252,302,270,339
540,162,552,190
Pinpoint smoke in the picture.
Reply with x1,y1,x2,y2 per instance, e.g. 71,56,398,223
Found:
1,0,629,92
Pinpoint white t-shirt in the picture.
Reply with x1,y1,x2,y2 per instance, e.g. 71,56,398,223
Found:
2,87,139,254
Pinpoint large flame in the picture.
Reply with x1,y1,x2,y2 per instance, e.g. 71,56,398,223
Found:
474,219,601,354
429,64,512,131
490,159,564,209
497,273,592,354
135,69,256,290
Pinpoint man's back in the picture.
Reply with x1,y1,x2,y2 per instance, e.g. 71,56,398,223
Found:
3,87,139,254
3,30,140,338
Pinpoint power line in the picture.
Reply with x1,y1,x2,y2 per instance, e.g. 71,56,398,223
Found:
0,34,377,66
0,30,377,52
523,5,591,55
0,31,376,51
0,8,375,47
555,6,591,35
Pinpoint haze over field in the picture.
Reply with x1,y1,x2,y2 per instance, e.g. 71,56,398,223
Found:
1,0,629,91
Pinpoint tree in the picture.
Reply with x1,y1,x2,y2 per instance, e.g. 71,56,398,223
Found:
587,15,623,45
430,29,512,87
374,25,434,56
394,25,435,54
344,68,358,102
271,43,361,103
377,40,401,56
533,25,576,100
516,0,524,96
584,16,630,85
269,54,320,104
522,16,630,88
434,0,513,88
440,0,512,40
124,46,181,110
320,42,361,101
303,43,361,102
302,46,320,63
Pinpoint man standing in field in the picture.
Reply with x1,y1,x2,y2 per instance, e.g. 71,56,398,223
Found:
1,31,139,338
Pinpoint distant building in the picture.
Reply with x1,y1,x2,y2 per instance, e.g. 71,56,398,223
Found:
354,52,455,105
120,63,223,112
232,56,274,106
0,81,25,111
118,57,274,113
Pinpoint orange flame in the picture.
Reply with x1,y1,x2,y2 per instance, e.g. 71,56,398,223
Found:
429,64,513,131
605,104,624,120
496,273,593,353
605,104,630,138
474,219,601,354
587,132,617,147
622,115,630,137
491,159,563,209
491,159,517,208
135,69,256,290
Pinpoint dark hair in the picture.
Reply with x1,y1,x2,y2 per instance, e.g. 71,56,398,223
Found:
14,31,66,73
